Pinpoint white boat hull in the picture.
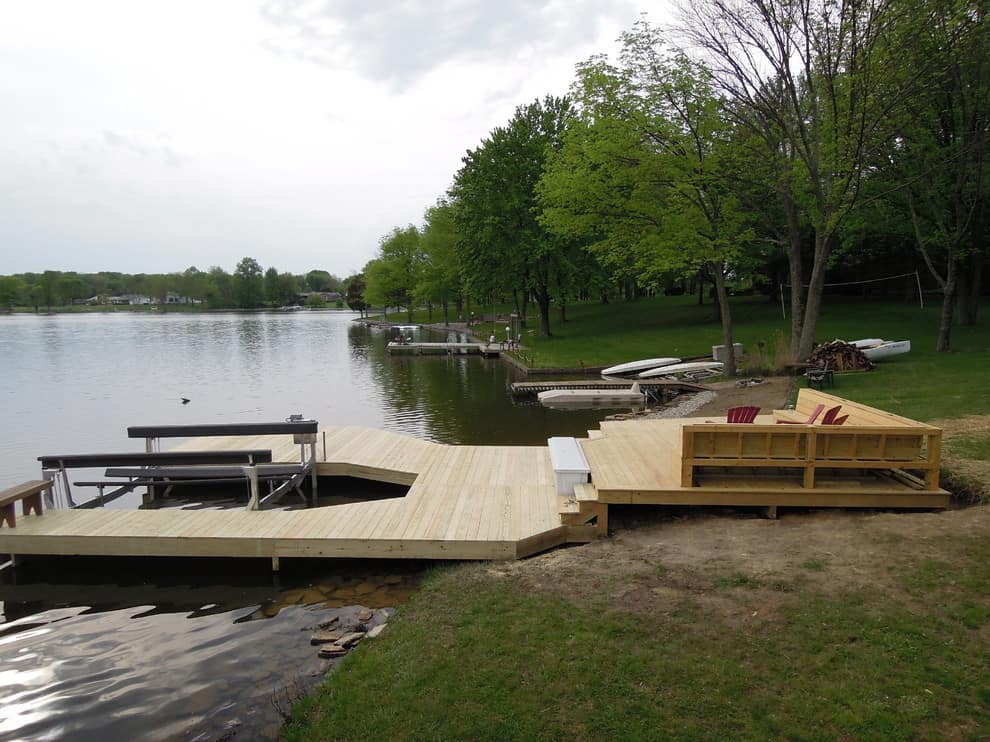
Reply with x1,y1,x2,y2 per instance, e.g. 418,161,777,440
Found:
601,357,681,377
859,340,911,360
638,361,724,379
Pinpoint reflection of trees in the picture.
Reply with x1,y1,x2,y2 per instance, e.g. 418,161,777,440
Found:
352,326,605,444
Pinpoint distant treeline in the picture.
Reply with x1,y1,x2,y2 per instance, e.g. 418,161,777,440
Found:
0,259,357,311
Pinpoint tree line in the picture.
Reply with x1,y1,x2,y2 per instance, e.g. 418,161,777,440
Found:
355,0,986,366
0,260,347,311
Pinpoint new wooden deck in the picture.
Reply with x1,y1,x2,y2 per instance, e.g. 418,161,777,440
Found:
0,392,950,564
0,427,593,562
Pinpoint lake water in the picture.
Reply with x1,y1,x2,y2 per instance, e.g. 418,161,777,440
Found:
0,310,613,739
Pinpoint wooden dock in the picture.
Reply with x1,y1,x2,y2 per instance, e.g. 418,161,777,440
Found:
0,392,950,565
387,342,500,356
510,378,710,398
0,427,593,563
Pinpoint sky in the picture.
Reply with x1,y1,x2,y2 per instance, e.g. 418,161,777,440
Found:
0,0,674,279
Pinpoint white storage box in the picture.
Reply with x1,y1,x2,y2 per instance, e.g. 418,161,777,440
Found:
712,343,743,363
547,437,591,496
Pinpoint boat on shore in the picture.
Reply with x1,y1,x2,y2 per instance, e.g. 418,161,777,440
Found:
638,361,724,379
601,357,681,378
851,338,911,361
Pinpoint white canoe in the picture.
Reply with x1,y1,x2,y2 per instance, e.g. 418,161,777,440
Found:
638,361,724,379
601,357,681,378
858,339,911,360
850,338,885,349
538,387,645,409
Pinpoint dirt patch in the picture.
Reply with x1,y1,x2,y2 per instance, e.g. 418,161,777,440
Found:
931,415,990,500
499,504,990,625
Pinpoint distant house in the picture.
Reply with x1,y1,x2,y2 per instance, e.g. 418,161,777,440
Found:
108,294,153,305
297,291,342,304
165,292,200,305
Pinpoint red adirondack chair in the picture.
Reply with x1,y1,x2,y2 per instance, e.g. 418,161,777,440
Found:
727,406,760,423
824,413,848,426
776,403,826,425
820,405,843,425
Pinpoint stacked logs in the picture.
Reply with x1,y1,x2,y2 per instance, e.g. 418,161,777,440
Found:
807,340,874,371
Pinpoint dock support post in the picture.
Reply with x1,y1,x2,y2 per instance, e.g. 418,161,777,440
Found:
245,466,260,510
765,505,778,520
271,556,280,572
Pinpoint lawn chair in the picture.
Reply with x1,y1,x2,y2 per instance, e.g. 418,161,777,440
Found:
823,412,848,426
776,403,826,425
805,362,834,389
820,405,843,425
727,406,760,423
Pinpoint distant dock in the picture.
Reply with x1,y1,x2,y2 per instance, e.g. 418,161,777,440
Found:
387,341,501,357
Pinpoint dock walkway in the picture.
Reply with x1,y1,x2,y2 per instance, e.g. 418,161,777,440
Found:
0,427,589,562
0,392,950,564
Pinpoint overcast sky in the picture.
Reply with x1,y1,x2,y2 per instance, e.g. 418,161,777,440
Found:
0,1,675,278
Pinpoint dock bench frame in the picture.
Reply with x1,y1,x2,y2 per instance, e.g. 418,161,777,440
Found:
127,420,320,507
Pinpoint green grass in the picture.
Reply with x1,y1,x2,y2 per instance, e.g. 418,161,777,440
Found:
401,294,990,422
287,532,990,741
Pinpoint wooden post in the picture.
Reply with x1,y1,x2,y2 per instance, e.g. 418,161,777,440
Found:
245,466,260,510
271,556,280,572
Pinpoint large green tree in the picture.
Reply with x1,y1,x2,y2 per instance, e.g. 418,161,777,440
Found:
233,257,264,308
683,0,911,359
451,96,577,337
416,199,463,325
540,23,754,374
364,226,423,321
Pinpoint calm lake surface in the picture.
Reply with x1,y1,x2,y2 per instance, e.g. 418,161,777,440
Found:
0,310,613,739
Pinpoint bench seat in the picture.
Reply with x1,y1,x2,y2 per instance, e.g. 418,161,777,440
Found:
0,479,53,528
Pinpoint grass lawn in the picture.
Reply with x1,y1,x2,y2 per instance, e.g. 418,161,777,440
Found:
287,295,990,740
286,509,990,740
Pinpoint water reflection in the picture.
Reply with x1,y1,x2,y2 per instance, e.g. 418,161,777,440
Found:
0,558,424,740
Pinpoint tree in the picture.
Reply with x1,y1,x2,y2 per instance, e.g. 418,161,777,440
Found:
233,257,264,308
207,266,235,308
305,270,339,292
344,273,369,316
0,276,24,309
416,199,463,325
682,0,912,359
39,270,61,312
540,22,754,374
883,0,988,350
364,226,423,321
451,97,579,337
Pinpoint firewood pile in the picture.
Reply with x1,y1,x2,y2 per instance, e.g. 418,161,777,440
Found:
806,340,874,371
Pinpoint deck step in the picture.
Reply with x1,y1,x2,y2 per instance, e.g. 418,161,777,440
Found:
587,430,603,440
574,483,599,502
557,495,581,515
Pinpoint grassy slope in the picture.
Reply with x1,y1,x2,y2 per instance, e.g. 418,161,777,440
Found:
512,295,989,422
287,529,990,741
287,296,990,740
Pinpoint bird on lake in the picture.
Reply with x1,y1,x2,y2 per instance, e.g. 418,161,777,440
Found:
181,397,190,405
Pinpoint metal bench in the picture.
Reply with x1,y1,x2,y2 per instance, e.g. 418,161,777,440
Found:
39,450,274,508
126,419,320,508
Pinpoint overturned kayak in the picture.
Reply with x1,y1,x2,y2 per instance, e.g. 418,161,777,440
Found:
851,339,911,361
601,357,681,378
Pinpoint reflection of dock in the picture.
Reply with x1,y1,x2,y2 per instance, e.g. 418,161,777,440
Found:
387,342,500,357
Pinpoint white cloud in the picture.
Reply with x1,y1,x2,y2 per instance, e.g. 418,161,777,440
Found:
0,0,665,277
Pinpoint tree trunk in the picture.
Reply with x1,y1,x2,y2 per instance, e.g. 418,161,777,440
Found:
559,295,566,323
937,259,958,352
442,300,449,326
797,234,833,360
710,264,736,377
958,248,983,326
536,286,552,337
784,198,806,356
